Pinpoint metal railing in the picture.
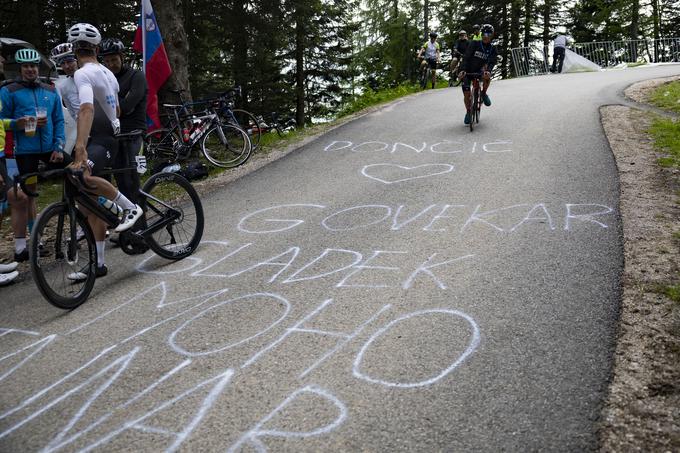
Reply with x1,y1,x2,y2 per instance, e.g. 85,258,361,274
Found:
511,37,680,77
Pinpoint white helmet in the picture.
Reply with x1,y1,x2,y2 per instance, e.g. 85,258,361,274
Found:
67,23,102,46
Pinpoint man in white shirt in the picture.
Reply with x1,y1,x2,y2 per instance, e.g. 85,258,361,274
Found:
551,34,568,73
67,23,143,278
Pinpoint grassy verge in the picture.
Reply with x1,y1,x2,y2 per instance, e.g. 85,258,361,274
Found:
650,116,680,168
649,80,680,114
338,80,449,118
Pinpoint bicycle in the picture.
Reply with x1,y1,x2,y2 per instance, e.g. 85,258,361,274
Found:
21,131,205,309
466,73,483,132
144,102,252,169
213,87,262,151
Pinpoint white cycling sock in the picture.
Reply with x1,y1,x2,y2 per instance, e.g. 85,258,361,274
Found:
15,237,26,253
113,191,135,211
96,241,105,267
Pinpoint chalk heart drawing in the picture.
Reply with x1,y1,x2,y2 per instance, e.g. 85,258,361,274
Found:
361,163,455,184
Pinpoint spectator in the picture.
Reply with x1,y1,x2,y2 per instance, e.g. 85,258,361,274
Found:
0,48,67,262
551,33,568,73
0,52,18,286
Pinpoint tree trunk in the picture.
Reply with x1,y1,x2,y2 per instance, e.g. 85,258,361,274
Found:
424,0,429,41
232,0,250,109
523,0,532,47
630,0,639,40
542,0,551,46
652,0,660,62
295,8,305,127
509,0,522,77
153,0,192,102
502,2,510,79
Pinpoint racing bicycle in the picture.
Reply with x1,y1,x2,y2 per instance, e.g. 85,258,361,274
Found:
21,131,204,309
467,73,483,132
144,102,251,169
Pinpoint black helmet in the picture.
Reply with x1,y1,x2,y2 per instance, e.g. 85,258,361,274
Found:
481,24,494,35
473,24,481,30
99,38,125,56
429,31,438,38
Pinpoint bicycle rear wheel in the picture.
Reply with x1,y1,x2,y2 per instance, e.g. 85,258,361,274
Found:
231,109,261,151
141,172,204,260
470,90,477,132
201,123,252,168
30,202,96,309
144,128,180,167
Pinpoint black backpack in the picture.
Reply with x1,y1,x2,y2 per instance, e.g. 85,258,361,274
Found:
180,160,209,181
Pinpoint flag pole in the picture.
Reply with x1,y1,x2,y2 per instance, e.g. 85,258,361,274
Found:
141,0,147,74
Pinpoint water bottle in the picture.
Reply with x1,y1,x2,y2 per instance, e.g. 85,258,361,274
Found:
98,196,123,216
182,127,190,142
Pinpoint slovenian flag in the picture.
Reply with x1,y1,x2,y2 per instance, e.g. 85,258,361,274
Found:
133,0,172,130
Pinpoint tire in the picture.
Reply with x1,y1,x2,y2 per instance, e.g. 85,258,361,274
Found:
30,202,97,309
141,172,204,260
231,109,261,151
470,90,476,132
201,123,252,168
144,128,180,167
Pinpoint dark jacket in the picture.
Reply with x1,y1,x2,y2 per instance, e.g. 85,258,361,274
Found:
0,80,65,155
454,39,470,57
116,66,147,132
462,40,498,73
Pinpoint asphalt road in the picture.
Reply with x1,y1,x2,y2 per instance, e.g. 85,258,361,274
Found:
1,64,679,452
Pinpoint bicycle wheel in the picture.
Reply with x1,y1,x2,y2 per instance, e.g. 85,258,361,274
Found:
201,123,252,168
231,109,261,151
30,202,96,309
141,172,204,260
470,90,477,132
144,128,180,166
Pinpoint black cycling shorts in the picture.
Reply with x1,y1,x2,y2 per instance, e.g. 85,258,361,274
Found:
0,157,8,200
424,58,437,69
15,152,72,175
86,140,117,179
461,74,482,92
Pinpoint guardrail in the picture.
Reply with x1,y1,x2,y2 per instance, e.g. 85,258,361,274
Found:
511,37,680,77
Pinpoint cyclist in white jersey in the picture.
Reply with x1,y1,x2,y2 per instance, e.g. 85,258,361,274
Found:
417,31,441,89
67,23,142,279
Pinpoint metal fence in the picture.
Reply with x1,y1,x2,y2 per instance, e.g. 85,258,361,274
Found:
511,37,680,77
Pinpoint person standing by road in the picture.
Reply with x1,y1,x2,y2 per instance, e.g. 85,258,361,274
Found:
100,38,147,206
0,48,67,262
551,34,568,73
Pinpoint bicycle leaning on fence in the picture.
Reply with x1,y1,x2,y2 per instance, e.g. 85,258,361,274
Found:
20,131,205,309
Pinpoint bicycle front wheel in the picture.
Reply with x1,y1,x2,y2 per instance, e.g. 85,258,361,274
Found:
141,172,204,260
30,202,97,309
232,109,261,151
201,123,252,168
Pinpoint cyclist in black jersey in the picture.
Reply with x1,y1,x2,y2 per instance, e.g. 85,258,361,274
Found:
458,24,498,125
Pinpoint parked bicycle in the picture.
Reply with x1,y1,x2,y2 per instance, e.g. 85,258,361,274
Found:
213,87,262,150
144,100,252,169
21,131,204,309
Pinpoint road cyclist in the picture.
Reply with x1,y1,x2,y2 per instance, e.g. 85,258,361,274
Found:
417,31,441,89
449,30,470,87
458,24,498,126
66,22,143,280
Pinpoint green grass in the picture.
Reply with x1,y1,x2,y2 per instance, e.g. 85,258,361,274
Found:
649,116,680,168
649,80,680,114
656,284,680,304
338,80,449,118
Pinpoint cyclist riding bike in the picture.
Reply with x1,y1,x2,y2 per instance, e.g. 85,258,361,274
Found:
100,38,147,207
0,48,68,262
67,22,142,278
458,24,498,125
417,31,441,89
450,30,469,86
471,24,482,41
